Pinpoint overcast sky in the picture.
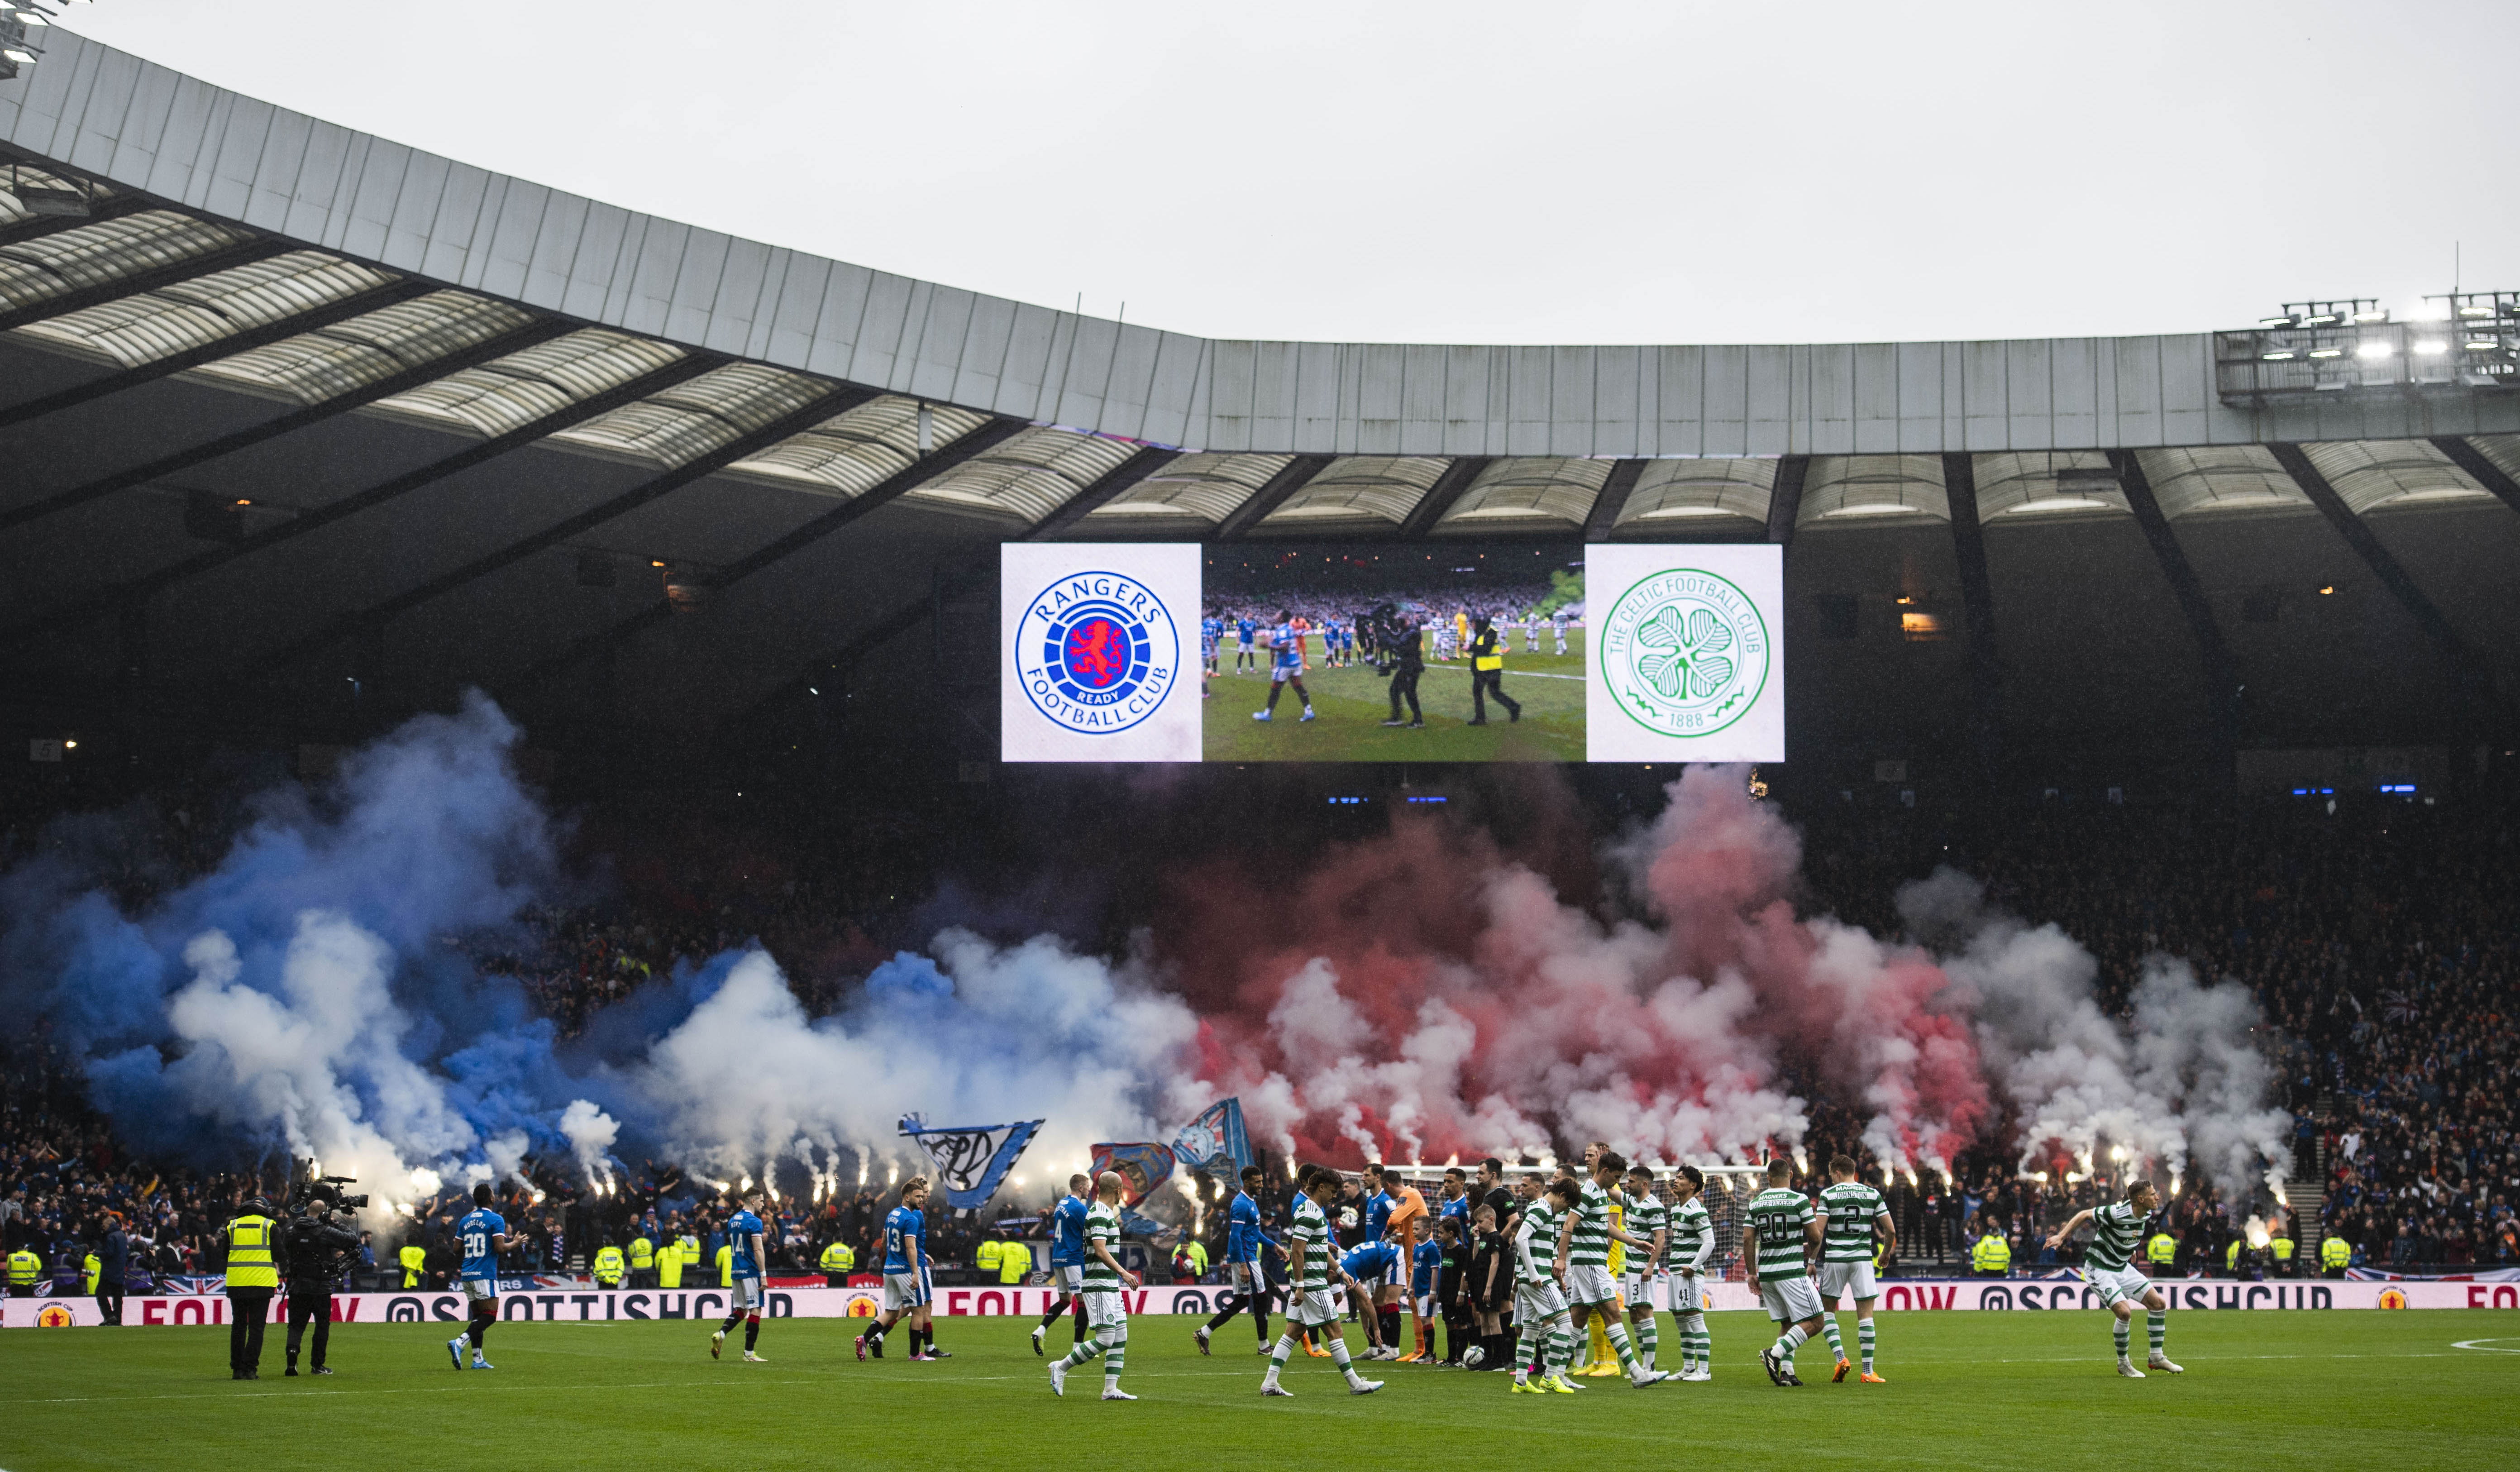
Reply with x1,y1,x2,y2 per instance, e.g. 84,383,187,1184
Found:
48,0,2520,346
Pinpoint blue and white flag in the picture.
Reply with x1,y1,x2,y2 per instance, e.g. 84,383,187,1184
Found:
1170,1098,1252,1176
898,1115,1043,1212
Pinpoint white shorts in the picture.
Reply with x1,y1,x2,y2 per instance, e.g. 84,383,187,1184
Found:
730,1276,767,1312
883,1271,930,1311
1415,1291,1437,1318
2085,1263,2152,1308
1514,1280,1569,1324
1228,1261,1262,1293
461,1276,497,1304
1288,1288,1342,1327
1081,1288,1128,1329
1760,1276,1825,1324
1818,1261,1879,1303
1667,1271,1704,1314
1052,1263,1084,1293
1562,1264,1618,1307
1622,1271,1656,1310
1272,664,1301,683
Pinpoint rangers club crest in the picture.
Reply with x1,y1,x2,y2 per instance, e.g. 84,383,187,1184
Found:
1017,570,1179,735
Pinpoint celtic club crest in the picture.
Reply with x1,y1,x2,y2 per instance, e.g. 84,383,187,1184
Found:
1599,567,1770,739
1017,569,1179,735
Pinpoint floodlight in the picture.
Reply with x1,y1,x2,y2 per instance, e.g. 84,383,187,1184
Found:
2306,348,2343,359
2355,341,2393,360
2301,313,2339,326
2351,309,2387,323
2258,315,2293,328
2459,304,2495,316
2466,339,2498,351
1,48,33,63
2261,349,2296,361
12,9,46,25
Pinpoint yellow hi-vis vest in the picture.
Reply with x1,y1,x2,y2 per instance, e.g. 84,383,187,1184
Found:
998,1240,1030,1283
398,1244,426,1287
2322,1236,2351,1269
820,1242,854,1275
224,1215,279,1289
714,1244,732,1287
593,1246,625,1285
657,1239,685,1288
83,1253,100,1294
1971,1233,2010,1274
10,1248,43,1287
2226,1239,2242,1270
976,1239,1004,1276
628,1236,655,1270
2270,1235,2294,1262
2147,1233,2177,1266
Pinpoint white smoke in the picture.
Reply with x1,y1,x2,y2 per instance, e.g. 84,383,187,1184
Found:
625,931,1205,1192
558,1099,620,1190
161,915,477,1209
1900,870,2292,1200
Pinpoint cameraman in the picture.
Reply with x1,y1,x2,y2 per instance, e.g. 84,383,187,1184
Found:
1375,605,1425,729
281,1187,362,1377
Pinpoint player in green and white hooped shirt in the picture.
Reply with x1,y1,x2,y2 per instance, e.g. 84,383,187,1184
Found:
1553,1153,1670,1387
1512,1177,1579,1392
1815,1155,1898,1382
1661,1165,1715,1380
1745,1157,1827,1387
1049,1171,1141,1400
1261,1166,1384,1398
2046,1179,2182,1377
1618,1164,1669,1371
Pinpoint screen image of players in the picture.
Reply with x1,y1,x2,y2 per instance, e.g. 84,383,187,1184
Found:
1200,543,1586,762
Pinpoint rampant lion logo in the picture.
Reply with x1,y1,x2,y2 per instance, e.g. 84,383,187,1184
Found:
1017,571,1176,736
1599,568,1770,740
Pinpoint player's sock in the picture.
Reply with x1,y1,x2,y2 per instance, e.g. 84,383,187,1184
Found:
1684,1314,1709,1372
2147,1311,2167,1355
1329,1336,1364,1386
2113,1318,2131,1361
721,1309,744,1334
1603,1319,1640,1373
1821,1315,1846,1362
1635,1314,1658,1368
1858,1318,1875,1373
1060,1333,1105,1368
1103,1331,1126,1389
1546,1325,1571,1378
1267,1333,1295,1377
744,1313,759,1352
1378,1306,1400,1349
468,1316,488,1350
1772,1323,1806,1367
1038,1300,1066,1331
1074,1299,1088,1344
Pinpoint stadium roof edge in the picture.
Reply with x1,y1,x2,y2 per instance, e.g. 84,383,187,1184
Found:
6,30,2520,459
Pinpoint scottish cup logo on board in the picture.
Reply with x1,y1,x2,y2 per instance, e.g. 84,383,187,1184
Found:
1001,544,1201,762
1585,544,1784,763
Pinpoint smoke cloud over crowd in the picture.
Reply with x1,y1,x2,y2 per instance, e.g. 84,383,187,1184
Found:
0,698,2291,1216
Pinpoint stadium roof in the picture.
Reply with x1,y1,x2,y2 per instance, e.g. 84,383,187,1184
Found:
1,32,2514,769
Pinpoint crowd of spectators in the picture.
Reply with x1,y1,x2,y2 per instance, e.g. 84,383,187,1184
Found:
2,781,2510,1290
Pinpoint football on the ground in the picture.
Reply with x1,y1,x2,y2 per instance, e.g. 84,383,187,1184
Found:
1463,1344,1485,1368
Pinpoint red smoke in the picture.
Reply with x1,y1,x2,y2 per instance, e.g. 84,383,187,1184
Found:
1160,765,1989,1169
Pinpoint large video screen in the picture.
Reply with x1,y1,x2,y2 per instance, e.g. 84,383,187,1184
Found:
1000,541,1780,765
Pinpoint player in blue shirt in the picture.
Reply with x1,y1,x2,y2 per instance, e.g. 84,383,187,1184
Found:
447,1182,520,1371
1196,1164,1277,1356
1336,1239,1403,1358
1252,610,1316,723
710,1186,772,1363
1234,614,1258,673
856,1176,940,1362
1201,615,1221,676
1032,1172,1093,1355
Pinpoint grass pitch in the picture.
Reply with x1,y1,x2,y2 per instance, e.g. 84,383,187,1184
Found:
1203,632,1586,762
6,1310,2513,1472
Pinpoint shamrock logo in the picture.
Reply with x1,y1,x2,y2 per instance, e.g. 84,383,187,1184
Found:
1633,605,1735,702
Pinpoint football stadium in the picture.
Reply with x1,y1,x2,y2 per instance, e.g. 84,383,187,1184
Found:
1,10,2516,1470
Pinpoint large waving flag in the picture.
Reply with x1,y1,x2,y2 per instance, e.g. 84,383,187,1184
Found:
1088,1141,1176,1207
898,1115,1042,1211
1170,1098,1253,1177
